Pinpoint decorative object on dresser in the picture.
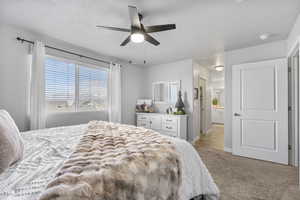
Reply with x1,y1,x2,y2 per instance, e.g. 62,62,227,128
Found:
136,113,187,140
136,99,154,113
166,105,173,114
174,90,185,115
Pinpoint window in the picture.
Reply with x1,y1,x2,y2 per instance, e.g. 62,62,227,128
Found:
45,57,108,113
78,65,108,112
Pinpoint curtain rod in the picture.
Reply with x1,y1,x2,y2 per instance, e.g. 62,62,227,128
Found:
16,37,116,65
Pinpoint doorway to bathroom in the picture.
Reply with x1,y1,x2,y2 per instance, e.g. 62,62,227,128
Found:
196,68,225,151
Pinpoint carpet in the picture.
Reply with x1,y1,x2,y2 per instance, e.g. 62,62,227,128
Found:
195,147,299,200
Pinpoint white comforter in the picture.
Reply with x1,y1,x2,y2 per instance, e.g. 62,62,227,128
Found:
0,124,219,200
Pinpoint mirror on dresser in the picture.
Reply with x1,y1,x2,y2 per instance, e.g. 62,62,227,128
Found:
152,81,169,103
152,81,181,104
168,81,180,104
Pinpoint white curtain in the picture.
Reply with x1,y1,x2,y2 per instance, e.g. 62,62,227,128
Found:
29,41,46,130
108,63,122,123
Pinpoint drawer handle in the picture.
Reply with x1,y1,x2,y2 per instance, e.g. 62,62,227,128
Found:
166,126,172,129
166,119,173,122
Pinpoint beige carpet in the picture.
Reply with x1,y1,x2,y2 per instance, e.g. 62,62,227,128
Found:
195,147,299,200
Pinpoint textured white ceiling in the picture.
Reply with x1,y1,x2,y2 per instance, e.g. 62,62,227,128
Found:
0,0,299,66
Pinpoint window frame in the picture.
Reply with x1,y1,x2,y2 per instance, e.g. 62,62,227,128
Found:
45,55,109,114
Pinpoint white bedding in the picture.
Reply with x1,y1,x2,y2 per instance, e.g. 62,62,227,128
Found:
0,124,219,200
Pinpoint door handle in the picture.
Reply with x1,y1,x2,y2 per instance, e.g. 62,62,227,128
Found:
234,113,241,117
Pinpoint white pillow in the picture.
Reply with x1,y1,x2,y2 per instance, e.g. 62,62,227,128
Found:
0,110,24,174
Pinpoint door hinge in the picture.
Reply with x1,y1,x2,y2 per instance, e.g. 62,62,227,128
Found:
288,106,292,111
288,67,292,73
288,145,292,150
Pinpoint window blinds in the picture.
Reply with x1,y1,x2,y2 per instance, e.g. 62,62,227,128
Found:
45,58,76,102
45,57,108,113
78,65,108,111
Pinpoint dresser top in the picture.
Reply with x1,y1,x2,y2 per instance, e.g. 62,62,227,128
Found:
136,112,187,117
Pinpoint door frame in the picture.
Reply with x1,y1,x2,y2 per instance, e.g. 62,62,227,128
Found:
288,46,299,167
287,36,300,187
288,37,300,168
199,77,207,134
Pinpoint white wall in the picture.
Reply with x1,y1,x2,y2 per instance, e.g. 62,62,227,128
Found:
288,14,300,53
0,24,144,131
121,64,146,125
224,40,287,149
210,70,224,89
0,24,31,131
144,59,194,141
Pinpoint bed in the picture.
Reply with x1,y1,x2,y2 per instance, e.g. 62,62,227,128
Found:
0,122,219,200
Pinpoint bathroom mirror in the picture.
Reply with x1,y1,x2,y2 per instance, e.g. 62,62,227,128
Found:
152,81,181,104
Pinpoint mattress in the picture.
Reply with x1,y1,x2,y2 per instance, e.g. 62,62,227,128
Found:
0,124,219,200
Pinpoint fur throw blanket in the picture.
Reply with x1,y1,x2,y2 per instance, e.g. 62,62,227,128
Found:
39,121,182,200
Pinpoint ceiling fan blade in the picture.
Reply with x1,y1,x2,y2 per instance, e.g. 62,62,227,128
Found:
144,24,176,33
120,35,131,46
96,25,130,32
144,33,160,46
128,6,141,29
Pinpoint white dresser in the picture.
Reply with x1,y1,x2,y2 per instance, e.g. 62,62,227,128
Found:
136,113,187,140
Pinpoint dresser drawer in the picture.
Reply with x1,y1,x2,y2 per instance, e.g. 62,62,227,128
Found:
137,115,150,121
162,123,177,133
137,120,150,128
136,113,187,140
162,116,178,124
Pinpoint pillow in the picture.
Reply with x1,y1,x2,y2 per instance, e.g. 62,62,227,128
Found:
0,110,24,174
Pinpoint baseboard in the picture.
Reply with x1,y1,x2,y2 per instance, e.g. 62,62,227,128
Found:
224,147,232,153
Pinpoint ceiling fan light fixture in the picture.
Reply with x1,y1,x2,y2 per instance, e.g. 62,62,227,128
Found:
215,65,224,71
96,6,176,46
131,32,145,43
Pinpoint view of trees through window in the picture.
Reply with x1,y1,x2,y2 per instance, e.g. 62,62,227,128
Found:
45,57,108,113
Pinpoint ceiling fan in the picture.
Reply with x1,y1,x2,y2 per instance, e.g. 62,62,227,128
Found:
96,6,176,46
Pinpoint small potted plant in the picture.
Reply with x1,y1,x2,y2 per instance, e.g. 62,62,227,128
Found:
212,98,218,107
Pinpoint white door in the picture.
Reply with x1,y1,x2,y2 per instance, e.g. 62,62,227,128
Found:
232,59,288,164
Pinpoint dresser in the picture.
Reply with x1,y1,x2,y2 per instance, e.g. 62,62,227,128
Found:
136,113,187,140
